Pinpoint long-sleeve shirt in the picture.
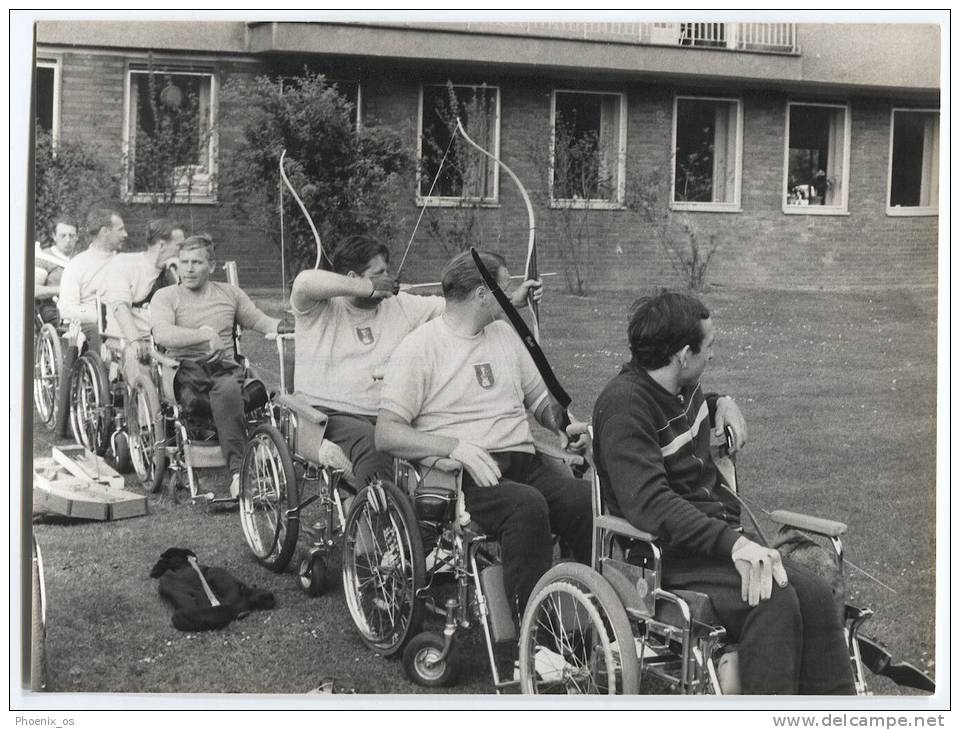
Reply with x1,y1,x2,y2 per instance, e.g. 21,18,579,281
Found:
57,246,116,324
592,360,741,561
149,281,280,361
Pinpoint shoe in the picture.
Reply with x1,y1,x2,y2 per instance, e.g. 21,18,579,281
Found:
229,473,240,499
513,646,571,682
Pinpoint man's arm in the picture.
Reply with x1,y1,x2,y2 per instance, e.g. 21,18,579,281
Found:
290,269,395,313
35,268,60,299
57,264,96,324
234,287,281,335
376,409,501,487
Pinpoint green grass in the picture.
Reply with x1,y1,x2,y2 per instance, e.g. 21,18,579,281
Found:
30,285,937,696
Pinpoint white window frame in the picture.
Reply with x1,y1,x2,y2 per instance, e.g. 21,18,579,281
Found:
121,65,219,205
886,107,939,217
416,83,501,208
549,89,627,210
36,57,61,147
782,101,851,216
671,94,743,212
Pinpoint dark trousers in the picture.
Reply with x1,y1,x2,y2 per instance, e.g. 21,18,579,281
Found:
316,409,395,486
461,451,592,616
177,357,247,476
662,553,856,695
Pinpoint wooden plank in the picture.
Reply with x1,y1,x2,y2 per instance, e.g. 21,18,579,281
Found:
33,451,148,521
51,445,124,489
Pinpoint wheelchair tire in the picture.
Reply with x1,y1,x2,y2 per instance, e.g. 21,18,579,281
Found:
127,374,167,493
403,632,459,688
299,552,327,597
69,351,111,455
106,429,133,474
342,480,425,658
33,324,64,433
239,423,299,572
30,536,46,691
518,562,640,695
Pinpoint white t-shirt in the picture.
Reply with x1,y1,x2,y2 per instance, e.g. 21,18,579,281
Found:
102,251,164,337
58,246,116,324
292,292,445,416
381,318,547,454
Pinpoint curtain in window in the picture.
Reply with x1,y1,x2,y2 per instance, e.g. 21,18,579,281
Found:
919,115,939,207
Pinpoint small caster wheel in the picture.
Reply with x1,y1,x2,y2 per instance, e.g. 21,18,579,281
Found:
167,472,190,505
402,632,458,687
299,552,327,597
108,431,133,474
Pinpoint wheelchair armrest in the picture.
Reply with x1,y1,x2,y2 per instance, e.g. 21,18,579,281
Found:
595,515,659,544
418,456,461,473
276,393,328,426
533,438,585,467
770,509,847,538
151,350,180,369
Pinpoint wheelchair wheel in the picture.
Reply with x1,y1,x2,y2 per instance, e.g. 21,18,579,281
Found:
518,562,640,695
403,631,459,687
69,351,111,455
341,480,425,657
299,551,327,597
126,374,167,493
33,324,64,432
30,536,46,691
239,424,299,572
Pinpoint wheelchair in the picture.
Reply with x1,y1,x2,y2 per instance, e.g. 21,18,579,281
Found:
33,308,70,434
340,445,584,690
126,262,271,502
65,297,144,473
513,430,936,695
237,331,360,595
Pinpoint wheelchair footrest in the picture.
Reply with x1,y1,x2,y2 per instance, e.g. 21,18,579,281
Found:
183,443,226,469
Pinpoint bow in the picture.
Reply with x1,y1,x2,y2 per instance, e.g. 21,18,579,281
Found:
456,118,541,341
470,247,570,430
279,149,328,271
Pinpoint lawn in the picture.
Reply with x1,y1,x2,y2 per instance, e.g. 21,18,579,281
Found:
28,284,938,697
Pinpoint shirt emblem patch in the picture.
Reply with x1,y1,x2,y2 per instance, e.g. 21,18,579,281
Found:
356,327,375,345
474,363,495,390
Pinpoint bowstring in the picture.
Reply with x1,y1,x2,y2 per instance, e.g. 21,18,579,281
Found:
396,129,458,277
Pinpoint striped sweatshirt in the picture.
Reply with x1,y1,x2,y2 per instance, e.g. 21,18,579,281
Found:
593,361,742,561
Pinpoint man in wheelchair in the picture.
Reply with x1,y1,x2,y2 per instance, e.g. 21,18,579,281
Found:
592,290,855,694
150,234,285,498
104,217,183,383
376,250,592,624
34,216,78,327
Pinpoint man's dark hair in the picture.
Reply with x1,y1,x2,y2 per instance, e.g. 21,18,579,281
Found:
85,208,119,237
330,235,390,276
628,290,710,369
146,218,183,246
52,217,77,233
441,250,507,302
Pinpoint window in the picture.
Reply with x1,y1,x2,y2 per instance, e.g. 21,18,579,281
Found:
36,59,60,143
783,102,851,214
550,90,626,208
418,84,500,205
672,96,742,211
123,67,217,202
887,109,939,216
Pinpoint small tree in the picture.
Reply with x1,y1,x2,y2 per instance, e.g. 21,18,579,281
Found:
625,168,721,292
34,126,120,245
218,72,409,280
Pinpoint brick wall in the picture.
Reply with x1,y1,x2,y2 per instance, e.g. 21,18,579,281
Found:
51,49,938,290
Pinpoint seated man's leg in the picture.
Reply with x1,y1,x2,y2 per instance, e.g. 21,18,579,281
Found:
461,472,553,616
80,323,101,354
662,556,803,694
121,347,152,386
525,453,593,565
321,411,394,486
207,369,246,476
783,558,856,695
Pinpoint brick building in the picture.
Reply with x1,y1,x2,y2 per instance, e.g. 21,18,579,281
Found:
34,21,941,290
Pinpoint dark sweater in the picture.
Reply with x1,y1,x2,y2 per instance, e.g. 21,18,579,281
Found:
592,360,742,561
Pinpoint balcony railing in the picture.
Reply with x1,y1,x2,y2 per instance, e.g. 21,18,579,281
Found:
389,21,800,55
646,22,798,53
